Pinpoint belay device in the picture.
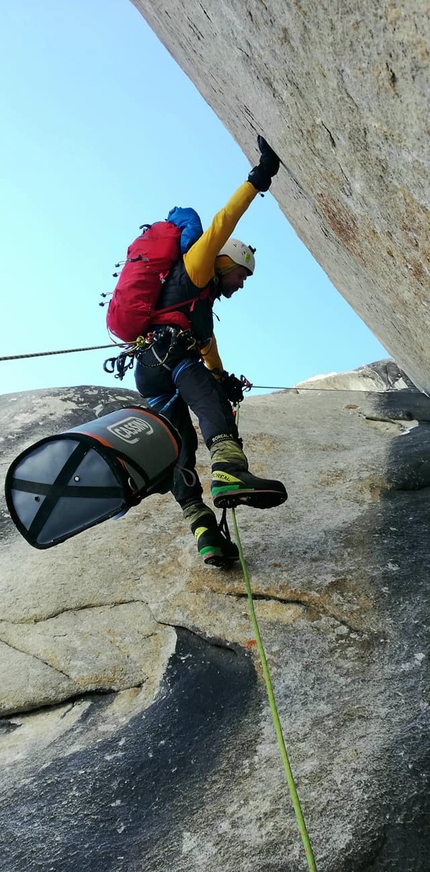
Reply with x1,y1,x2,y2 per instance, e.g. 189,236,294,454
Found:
5,406,181,549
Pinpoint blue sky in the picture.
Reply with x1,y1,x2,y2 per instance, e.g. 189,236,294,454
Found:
0,0,387,398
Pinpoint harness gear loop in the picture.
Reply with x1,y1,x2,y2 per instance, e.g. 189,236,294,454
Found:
102,326,193,379
176,464,198,488
135,327,198,371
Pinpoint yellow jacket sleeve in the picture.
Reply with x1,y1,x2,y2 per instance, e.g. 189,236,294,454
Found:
199,335,224,376
183,181,258,288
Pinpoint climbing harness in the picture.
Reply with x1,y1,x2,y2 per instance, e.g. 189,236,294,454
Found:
231,400,317,872
102,326,199,381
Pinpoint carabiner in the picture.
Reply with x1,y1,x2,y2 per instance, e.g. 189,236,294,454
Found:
240,374,253,392
103,357,116,374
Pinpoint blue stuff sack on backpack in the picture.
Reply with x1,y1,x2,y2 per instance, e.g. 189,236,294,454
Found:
166,206,203,254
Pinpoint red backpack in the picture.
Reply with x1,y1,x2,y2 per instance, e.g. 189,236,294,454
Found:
106,215,206,343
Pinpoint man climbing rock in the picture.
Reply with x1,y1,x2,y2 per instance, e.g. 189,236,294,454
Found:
135,136,287,567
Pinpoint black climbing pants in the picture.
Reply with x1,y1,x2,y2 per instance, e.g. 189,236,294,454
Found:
134,333,237,505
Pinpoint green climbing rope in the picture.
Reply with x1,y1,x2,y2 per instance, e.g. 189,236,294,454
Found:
231,507,318,872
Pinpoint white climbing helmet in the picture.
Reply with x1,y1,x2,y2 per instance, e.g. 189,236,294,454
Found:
217,238,256,275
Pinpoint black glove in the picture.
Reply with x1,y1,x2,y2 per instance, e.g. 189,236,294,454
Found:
220,372,244,404
247,135,280,192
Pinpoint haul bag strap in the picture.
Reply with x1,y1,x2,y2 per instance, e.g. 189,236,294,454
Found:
9,478,124,499
24,442,92,545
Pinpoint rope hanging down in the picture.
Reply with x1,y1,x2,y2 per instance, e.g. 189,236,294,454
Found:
231,508,317,872
232,402,317,869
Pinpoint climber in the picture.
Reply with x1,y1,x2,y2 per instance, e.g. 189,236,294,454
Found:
134,136,287,567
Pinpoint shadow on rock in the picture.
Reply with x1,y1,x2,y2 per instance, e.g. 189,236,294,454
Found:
1,629,258,872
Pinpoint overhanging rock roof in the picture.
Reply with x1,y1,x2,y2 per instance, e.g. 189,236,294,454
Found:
132,0,430,393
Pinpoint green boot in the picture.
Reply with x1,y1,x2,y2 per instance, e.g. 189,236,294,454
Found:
210,435,288,510
182,500,239,567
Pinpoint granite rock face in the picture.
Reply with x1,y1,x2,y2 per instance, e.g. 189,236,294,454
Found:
132,0,430,394
1,377,430,871
295,358,419,392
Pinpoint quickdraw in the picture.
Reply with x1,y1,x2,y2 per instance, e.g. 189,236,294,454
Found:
240,374,253,393
103,335,147,381
103,351,135,381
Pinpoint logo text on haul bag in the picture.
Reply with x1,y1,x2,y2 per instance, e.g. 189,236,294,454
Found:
107,417,154,444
